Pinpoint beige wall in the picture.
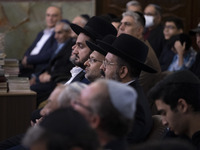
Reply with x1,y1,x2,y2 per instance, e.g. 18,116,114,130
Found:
0,1,95,59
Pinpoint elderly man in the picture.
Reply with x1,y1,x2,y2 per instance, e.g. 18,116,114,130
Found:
118,11,161,95
20,6,62,78
30,20,74,105
72,79,137,150
126,0,142,13
148,70,200,149
23,108,100,150
144,4,164,57
65,16,117,84
97,34,155,144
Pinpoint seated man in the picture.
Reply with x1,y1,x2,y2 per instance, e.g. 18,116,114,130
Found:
30,20,74,105
189,22,200,78
20,6,62,78
167,33,196,71
98,34,155,144
65,16,117,85
23,108,100,150
72,79,138,150
159,16,184,71
118,11,161,95
143,4,164,57
126,0,142,13
148,70,200,149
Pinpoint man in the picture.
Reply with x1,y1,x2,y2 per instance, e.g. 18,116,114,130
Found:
126,0,142,13
40,82,87,118
30,20,74,105
159,16,184,71
97,34,155,144
148,70,200,149
23,108,100,150
84,35,115,82
71,14,90,39
20,6,62,78
72,79,138,150
190,22,200,78
118,11,161,95
65,16,117,84
144,4,164,57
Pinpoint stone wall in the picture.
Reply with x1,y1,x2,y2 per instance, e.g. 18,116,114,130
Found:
0,0,95,59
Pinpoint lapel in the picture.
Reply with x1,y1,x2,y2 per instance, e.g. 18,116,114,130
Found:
71,70,90,84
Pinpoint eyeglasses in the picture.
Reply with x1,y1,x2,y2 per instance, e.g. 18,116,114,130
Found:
72,100,93,113
103,60,118,67
88,58,103,64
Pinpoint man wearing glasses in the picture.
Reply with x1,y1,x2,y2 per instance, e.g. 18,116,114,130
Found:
84,35,116,82
97,34,156,144
65,16,117,84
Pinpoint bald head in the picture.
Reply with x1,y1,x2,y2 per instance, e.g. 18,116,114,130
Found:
45,6,62,28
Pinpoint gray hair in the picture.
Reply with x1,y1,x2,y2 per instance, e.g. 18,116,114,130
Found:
22,125,46,148
57,82,88,108
146,4,162,16
56,21,71,32
126,0,141,9
122,11,144,27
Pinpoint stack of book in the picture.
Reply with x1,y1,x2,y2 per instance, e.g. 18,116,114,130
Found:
7,77,30,92
0,53,7,93
0,53,6,66
4,58,19,77
0,68,7,93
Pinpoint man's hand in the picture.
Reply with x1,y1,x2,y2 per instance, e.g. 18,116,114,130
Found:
39,72,51,83
22,56,33,68
29,76,36,86
174,41,186,56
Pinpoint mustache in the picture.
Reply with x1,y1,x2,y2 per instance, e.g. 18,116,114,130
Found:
100,69,105,77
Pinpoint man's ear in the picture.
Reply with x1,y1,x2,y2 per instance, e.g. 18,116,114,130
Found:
90,114,100,129
177,98,189,113
119,66,128,79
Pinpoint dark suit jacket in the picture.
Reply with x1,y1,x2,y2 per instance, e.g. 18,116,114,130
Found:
71,70,90,84
24,30,57,73
127,80,153,144
45,38,75,83
144,24,165,58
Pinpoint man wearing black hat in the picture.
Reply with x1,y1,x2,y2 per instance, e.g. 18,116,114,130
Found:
65,16,117,84
118,10,161,96
84,35,116,82
190,22,200,78
98,33,155,144
148,70,200,149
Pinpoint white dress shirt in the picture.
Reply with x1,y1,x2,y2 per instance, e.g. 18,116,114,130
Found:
65,66,83,85
30,28,54,55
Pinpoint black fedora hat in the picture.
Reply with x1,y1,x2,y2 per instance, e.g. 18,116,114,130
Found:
70,16,117,41
97,34,157,73
86,34,116,56
189,22,200,35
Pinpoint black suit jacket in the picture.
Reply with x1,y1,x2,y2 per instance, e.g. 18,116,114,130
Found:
71,70,90,84
127,80,153,144
45,38,75,83
24,30,57,73
145,24,165,58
